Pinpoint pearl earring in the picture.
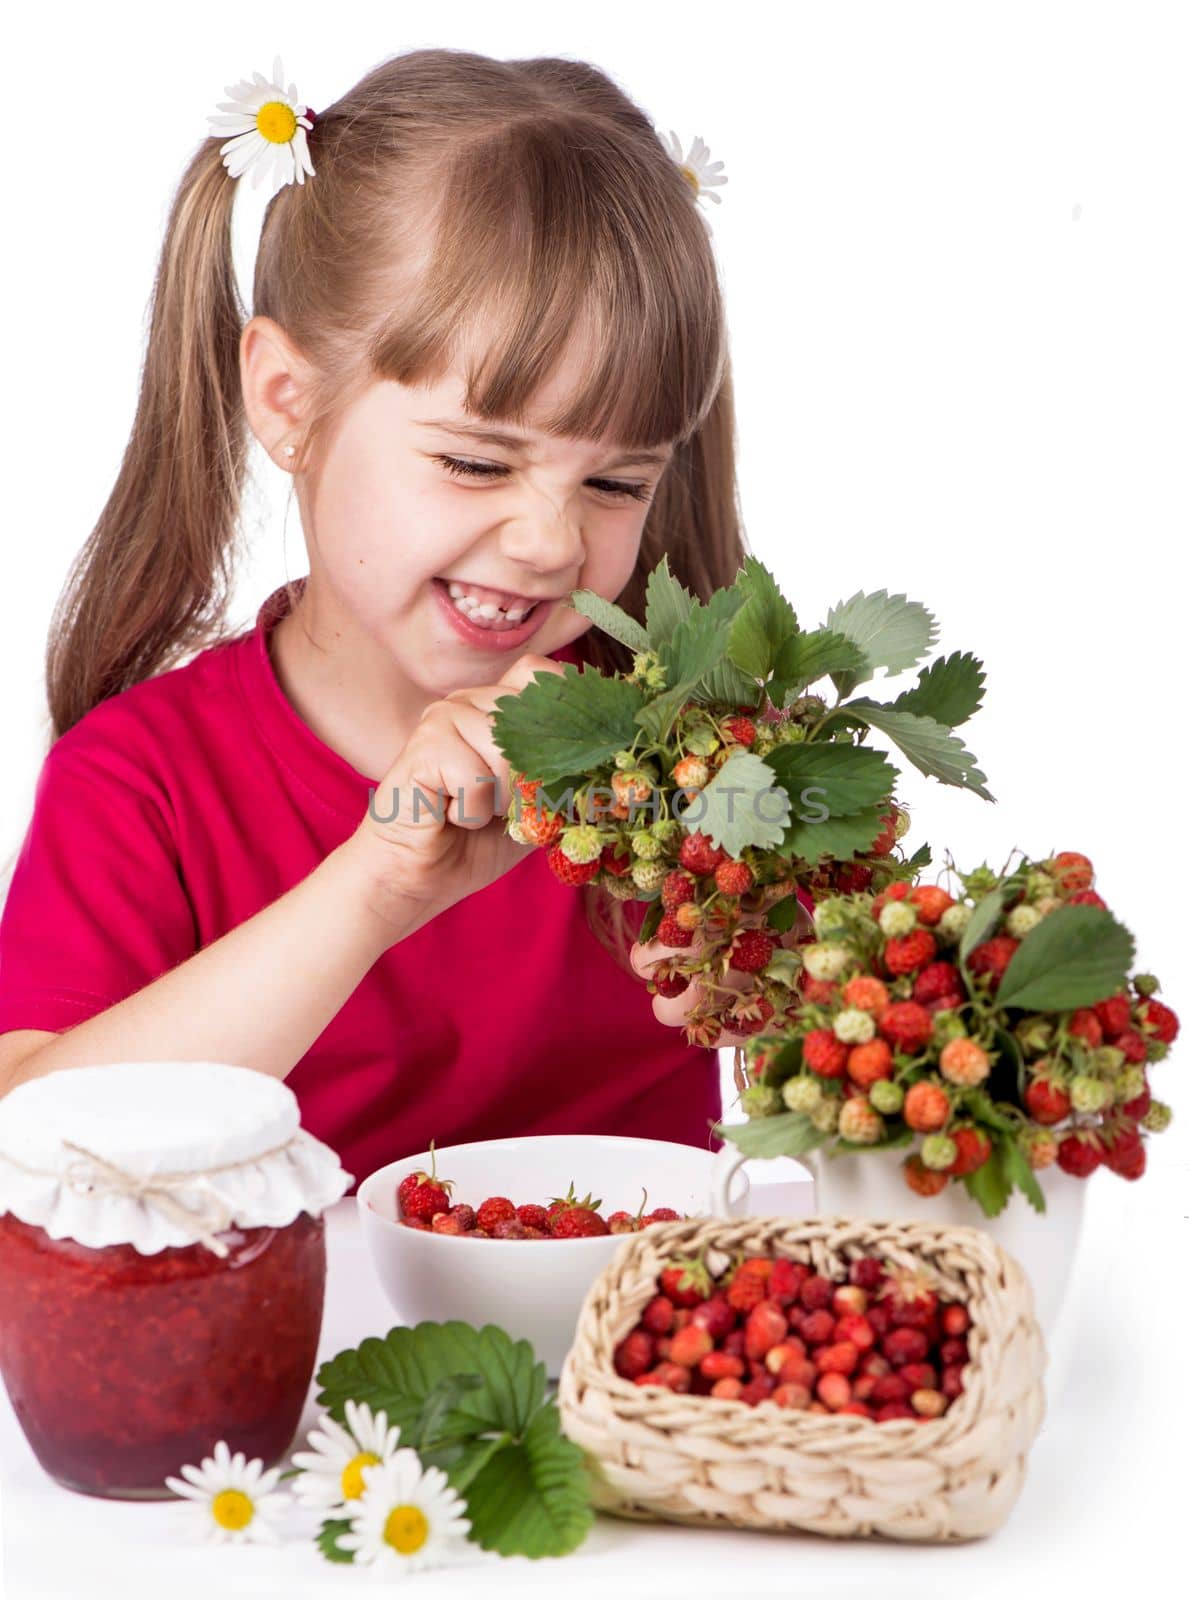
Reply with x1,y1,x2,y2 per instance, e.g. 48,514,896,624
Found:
283,444,297,458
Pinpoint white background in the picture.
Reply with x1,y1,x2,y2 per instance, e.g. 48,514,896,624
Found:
3,1,1188,1595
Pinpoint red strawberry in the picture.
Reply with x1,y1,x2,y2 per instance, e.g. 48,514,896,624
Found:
669,1324,714,1368
883,929,938,976
651,968,691,998
799,1309,836,1345
879,1265,939,1329
690,1295,736,1341
661,869,698,910
1067,1008,1103,1048
903,1154,947,1196
832,863,874,893
721,713,757,746
519,804,565,848
847,1038,893,1088
883,1326,931,1366
871,881,912,918
475,1196,516,1231
547,1185,609,1237
803,1028,850,1078
1122,1079,1151,1120
1057,1130,1103,1178
1102,1120,1144,1177
1050,851,1094,893
700,1350,746,1381
655,911,695,947
642,1295,676,1335
912,962,963,1007
728,929,777,972
768,1258,809,1305
903,1081,950,1132
397,1145,455,1222
546,844,600,885
965,936,1019,991
940,1304,971,1338
491,1218,529,1238
613,1328,655,1379
1115,1030,1149,1064
1137,998,1180,1044
660,1255,713,1307
849,1257,886,1292
1093,994,1133,1039
599,841,633,877
946,1126,992,1176
401,1216,432,1231
725,1264,769,1314
909,885,955,926
678,831,729,877
642,1206,683,1224
878,1002,934,1054
744,1301,789,1361
714,859,755,897
1024,1074,1071,1125
870,809,899,857
1068,889,1107,909
515,1203,551,1230
800,975,840,1006
799,1273,834,1311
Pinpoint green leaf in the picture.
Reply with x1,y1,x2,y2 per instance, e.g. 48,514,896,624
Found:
1000,1136,1047,1214
763,741,899,822
315,1322,546,1442
777,804,887,867
637,897,664,945
825,590,940,695
718,1112,827,1160
995,905,1137,1011
724,556,799,679
843,700,994,800
643,554,694,648
906,842,933,869
699,655,764,709
568,589,650,654
680,749,790,856
316,1518,355,1564
444,1433,514,1494
766,890,805,934
490,666,647,785
892,652,986,728
771,629,869,702
960,1143,1012,1219
412,1373,483,1454
459,1405,594,1559
660,586,747,688
958,888,1008,971
832,1126,915,1155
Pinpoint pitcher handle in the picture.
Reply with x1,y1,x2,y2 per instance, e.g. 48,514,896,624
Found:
708,1144,749,1217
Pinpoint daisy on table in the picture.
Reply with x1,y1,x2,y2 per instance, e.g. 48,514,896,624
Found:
164,1439,288,1545
334,1449,473,1577
289,1397,403,1515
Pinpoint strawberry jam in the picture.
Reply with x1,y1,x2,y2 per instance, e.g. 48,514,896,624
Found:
0,1209,326,1499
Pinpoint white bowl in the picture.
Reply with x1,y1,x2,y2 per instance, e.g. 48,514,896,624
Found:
357,1134,749,1374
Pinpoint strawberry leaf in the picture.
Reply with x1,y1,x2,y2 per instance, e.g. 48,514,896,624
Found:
681,749,790,855
892,652,986,728
763,741,899,821
725,555,799,679
777,803,887,866
825,590,940,695
718,1111,828,1159
958,888,1008,976
456,1404,593,1559
770,628,869,702
567,589,650,654
643,553,694,647
995,904,1137,1011
960,1141,1013,1218
842,700,994,800
490,666,647,784
1000,1136,1047,1214
316,1518,355,1564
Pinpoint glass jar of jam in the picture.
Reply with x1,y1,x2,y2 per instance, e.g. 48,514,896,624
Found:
0,1060,352,1500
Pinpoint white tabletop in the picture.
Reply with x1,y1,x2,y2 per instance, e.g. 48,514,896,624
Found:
2,1166,1184,1599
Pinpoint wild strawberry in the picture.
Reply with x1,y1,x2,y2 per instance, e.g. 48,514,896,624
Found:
669,1324,714,1368
921,1133,957,1170
883,1326,931,1366
1057,1130,1103,1178
799,1310,836,1345
546,843,601,885
1115,1030,1149,1064
946,1126,992,1176
721,713,757,746
690,1295,736,1340
551,1206,610,1237
870,880,912,918
843,975,890,1015
870,809,899,857
516,1203,551,1230
771,1382,813,1409
940,1304,971,1338
655,911,695,947
431,1212,469,1235
833,1283,868,1315
1137,998,1180,1044
728,928,777,973
726,995,777,1037
884,929,938,976
739,1374,778,1405
1069,889,1107,909
714,859,755,896
709,1377,746,1401
832,863,874,893
912,962,963,1006
672,755,710,791
1049,851,1094,893
643,1206,683,1225
661,1255,713,1307
473,1196,516,1231
613,1329,655,1379
1102,1120,1143,1176
1024,1073,1071,1125
815,1341,860,1376
939,1338,969,1368
833,1314,876,1354
965,936,1019,991
910,885,955,926
700,1350,746,1381
401,1216,431,1231
660,869,698,911
816,1371,852,1410
1110,1139,1147,1180
599,840,633,877
678,830,728,877
912,1389,947,1418
847,1038,894,1089
640,1361,692,1393
904,1154,947,1196
879,1002,934,1055
941,1366,965,1401
899,1362,938,1391
1020,1128,1057,1169
397,1146,455,1222
869,1372,911,1405
518,803,566,848
650,968,691,999
744,1301,789,1361
766,1258,808,1305
642,1295,675,1335
798,1273,834,1311
1093,993,1133,1039
1067,1008,1104,1048
839,1097,885,1144
849,1257,886,1292
491,1218,530,1238
606,1210,639,1234
939,1037,991,1087
801,976,840,1006
903,1081,950,1132
880,901,918,938
879,1265,939,1329
803,1028,851,1079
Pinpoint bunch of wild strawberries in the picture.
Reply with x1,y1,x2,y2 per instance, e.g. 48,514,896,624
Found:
613,1249,971,1421
738,849,1178,1200
508,696,917,1048
398,1156,684,1239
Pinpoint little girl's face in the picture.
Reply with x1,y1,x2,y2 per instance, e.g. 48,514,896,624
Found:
302,339,673,697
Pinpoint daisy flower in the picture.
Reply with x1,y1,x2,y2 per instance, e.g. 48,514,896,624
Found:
662,132,728,207
335,1449,472,1576
207,54,315,190
289,1398,403,1515
163,1439,288,1545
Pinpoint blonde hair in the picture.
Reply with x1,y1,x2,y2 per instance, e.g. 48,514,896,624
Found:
42,47,751,966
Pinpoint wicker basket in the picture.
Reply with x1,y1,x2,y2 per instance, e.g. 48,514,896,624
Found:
558,1214,1046,1542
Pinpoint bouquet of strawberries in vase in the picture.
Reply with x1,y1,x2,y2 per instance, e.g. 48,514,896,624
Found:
491,555,992,1047
725,848,1178,1215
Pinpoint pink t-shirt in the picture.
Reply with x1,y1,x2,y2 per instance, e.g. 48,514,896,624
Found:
0,581,721,1190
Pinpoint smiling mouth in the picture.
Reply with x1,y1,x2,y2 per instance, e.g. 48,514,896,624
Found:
436,577,554,627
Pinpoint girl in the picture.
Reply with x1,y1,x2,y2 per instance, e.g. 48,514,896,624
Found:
0,47,766,1184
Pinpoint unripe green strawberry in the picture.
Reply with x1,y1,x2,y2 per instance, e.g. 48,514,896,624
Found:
652,817,683,848
921,1133,958,1171
1070,1076,1111,1113
682,726,720,757
931,1011,968,1048
604,873,641,901
1146,1039,1170,1062
802,942,855,982
613,749,637,770
1143,1101,1172,1133
775,722,807,744
753,726,777,756
839,1097,885,1144
1014,1016,1055,1055
1093,1045,1127,1076
560,824,603,864
789,695,826,723
834,1007,877,1045
812,899,852,936
782,1077,824,1113
505,813,531,845
1116,1065,1147,1102
742,1084,782,1118
631,829,664,860
810,1098,841,1134
1025,869,1056,900
630,859,668,892
1006,904,1042,938
1133,974,1160,998
936,903,973,944
894,809,911,839
879,902,917,937
869,1079,905,1115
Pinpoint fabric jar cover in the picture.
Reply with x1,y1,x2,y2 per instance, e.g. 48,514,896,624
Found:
0,1060,353,1255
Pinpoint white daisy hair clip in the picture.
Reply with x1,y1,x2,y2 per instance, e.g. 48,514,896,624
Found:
208,54,316,189
663,131,728,209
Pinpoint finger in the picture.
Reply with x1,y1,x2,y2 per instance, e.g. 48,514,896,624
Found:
493,651,568,692
389,709,499,832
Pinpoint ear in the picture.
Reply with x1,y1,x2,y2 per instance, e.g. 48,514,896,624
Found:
240,316,317,472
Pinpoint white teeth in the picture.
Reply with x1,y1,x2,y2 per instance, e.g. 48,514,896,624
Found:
441,580,537,630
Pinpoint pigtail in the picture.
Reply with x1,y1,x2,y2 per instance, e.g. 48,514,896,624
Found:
45,136,248,741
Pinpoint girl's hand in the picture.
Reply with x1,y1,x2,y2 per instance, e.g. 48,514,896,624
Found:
350,653,568,928
629,895,814,1049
